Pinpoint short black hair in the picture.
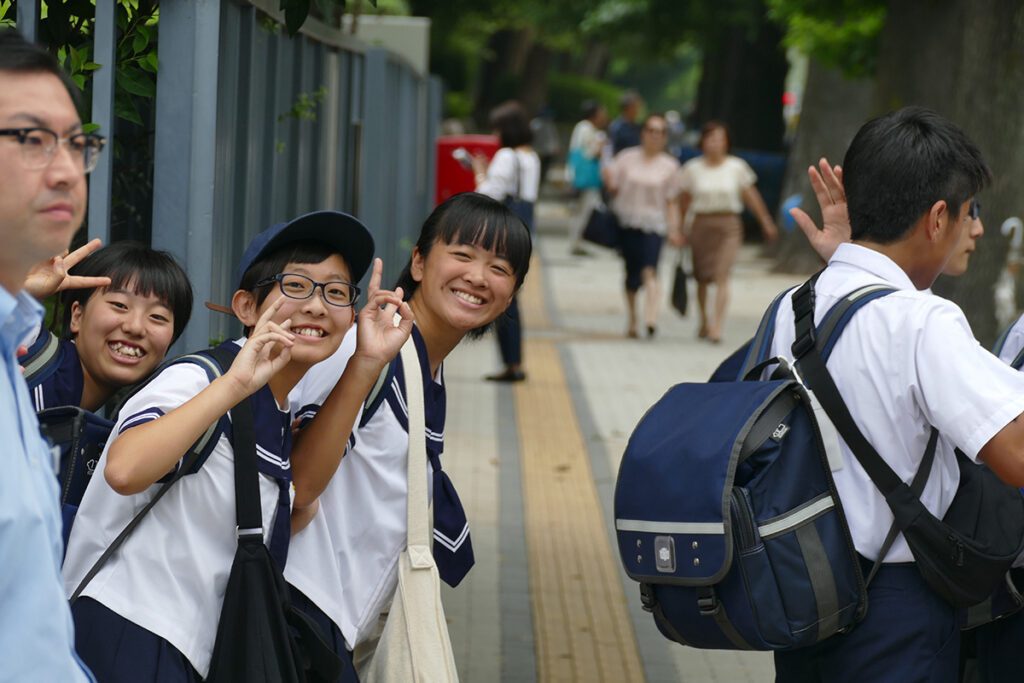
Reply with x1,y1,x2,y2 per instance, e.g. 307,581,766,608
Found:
239,239,345,308
394,192,533,339
62,242,194,343
581,100,603,121
843,107,991,243
0,29,81,108
489,101,533,149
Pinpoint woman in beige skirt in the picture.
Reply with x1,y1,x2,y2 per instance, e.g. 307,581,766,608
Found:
670,121,777,343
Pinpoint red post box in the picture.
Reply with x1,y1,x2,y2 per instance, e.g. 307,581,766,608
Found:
435,134,500,206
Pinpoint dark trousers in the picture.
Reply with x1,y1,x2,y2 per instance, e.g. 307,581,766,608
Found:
774,562,959,683
497,296,522,367
970,609,1024,682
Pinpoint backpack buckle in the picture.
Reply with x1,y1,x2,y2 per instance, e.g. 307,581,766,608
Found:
697,587,720,616
791,330,816,359
639,583,657,613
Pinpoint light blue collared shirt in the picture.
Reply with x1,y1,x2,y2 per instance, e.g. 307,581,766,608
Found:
0,286,92,682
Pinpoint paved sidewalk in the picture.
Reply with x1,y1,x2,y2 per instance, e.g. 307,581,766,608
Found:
439,200,806,682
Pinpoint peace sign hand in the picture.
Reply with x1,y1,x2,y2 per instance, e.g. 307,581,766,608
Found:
354,258,414,366
24,238,113,301
224,297,296,397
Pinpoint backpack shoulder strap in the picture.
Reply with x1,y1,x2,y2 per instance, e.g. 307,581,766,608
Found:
814,283,899,362
21,330,61,388
70,349,228,603
737,286,795,379
994,318,1024,370
790,276,906,497
1010,347,1024,372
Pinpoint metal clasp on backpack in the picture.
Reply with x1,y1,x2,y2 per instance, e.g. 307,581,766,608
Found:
696,587,720,616
639,583,657,613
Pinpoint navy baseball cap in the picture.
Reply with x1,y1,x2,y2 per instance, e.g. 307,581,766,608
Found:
234,210,375,288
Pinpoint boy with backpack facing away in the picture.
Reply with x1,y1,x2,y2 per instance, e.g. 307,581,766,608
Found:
20,238,192,412
765,107,1024,682
62,211,413,682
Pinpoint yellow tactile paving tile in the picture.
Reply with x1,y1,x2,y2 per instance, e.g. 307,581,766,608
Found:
513,255,646,683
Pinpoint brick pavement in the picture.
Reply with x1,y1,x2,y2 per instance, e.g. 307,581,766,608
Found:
440,201,805,682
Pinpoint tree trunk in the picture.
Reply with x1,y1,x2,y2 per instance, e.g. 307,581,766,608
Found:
518,42,552,116
579,41,610,80
875,0,1024,345
773,59,875,274
692,3,788,152
474,28,534,126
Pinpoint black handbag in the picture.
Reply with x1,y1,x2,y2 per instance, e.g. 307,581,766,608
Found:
206,382,346,683
582,204,621,249
791,275,1024,609
670,250,688,316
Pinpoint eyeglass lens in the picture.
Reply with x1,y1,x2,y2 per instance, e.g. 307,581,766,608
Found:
279,274,356,306
16,129,104,173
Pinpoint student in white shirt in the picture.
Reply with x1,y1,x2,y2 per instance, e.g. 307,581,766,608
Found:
63,211,412,682
473,99,540,382
766,107,1024,682
284,192,532,677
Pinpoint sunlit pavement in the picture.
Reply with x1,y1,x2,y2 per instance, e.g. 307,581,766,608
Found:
439,199,804,682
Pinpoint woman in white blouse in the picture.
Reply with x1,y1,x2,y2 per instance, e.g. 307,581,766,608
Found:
604,113,681,339
472,100,540,382
671,121,777,343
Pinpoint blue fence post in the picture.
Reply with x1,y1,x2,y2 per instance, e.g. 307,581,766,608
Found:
16,1,38,42
427,75,443,214
151,0,222,353
88,0,116,245
359,48,389,283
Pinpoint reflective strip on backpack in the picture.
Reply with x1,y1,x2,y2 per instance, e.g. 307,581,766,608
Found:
615,520,724,535
757,494,836,540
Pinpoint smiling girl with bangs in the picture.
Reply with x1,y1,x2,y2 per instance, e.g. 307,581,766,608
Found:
284,192,532,679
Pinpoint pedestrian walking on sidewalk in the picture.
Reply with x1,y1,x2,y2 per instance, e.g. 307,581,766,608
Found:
604,113,681,339
567,100,608,256
473,100,540,382
670,120,777,344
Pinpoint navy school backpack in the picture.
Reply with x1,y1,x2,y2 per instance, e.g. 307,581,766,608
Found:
22,334,225,550
613,283,902,651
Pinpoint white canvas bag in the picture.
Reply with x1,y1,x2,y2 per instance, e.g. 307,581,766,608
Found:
358,337,460,683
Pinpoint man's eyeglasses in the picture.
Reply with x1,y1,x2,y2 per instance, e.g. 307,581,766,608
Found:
256,273,360,308
0,127,106,174
968,199,981,221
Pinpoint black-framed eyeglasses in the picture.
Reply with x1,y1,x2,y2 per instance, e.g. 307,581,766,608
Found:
256,273,360,308
0,127,106,174
968,198,981,220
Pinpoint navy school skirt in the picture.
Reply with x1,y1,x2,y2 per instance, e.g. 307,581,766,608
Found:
288,584,360,683
72,597,201,683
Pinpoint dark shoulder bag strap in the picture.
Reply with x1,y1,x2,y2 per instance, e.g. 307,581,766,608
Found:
789,275,914,504
71,351,227,602
227,382,262,540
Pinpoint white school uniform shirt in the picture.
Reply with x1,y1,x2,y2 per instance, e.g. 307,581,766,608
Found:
768,243,1024,562
285,326,436,650
998,315,1024,366
62,340,298,678
477,147,541,203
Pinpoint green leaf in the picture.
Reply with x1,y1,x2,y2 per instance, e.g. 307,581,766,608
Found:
82,62,102,72
72,74,86,90
81,122,101,134
118,69,156,98
115,93,144,126
281,0,311,36
138,51,159,73
132,30,148,54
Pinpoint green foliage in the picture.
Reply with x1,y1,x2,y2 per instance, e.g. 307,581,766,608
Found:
444,91,473,120
278,0,377,35
546,72,623,122
277,86,328,123
767,0,886,77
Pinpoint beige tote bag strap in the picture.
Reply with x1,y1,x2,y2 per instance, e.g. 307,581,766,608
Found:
400,337,431,554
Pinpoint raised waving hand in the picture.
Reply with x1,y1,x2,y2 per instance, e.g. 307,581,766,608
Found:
24,238,112,300
789,158,851,262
